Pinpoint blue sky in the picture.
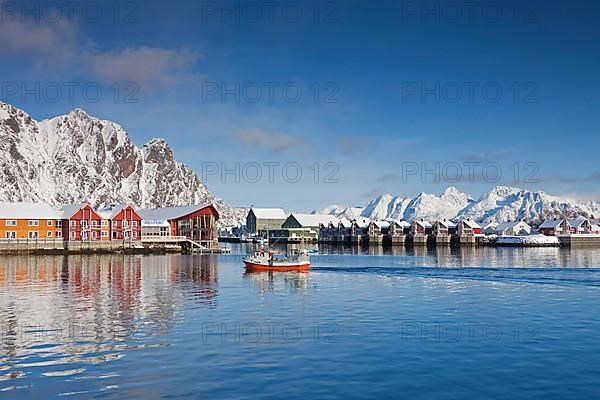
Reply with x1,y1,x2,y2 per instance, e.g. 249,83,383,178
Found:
1,0,599,210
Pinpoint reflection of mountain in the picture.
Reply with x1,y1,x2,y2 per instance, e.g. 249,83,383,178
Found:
0,254,220,376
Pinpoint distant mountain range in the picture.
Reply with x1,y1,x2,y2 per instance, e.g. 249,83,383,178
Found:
4,102,599,228
318,186,600,224
0,102,245,226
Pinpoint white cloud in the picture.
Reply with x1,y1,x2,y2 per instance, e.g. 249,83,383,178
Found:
0,19,78,60
85,47,201,87
231,128,300,153
0,18,201,88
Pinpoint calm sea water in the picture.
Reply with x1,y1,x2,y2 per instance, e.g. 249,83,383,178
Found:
1,244,600,399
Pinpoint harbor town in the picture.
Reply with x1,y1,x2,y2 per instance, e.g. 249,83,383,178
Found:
3,201,600,255
222,208,600,248
0,201,222,254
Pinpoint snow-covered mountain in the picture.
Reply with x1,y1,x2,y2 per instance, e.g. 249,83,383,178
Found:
321,187,473,222
319,186,600,224
319,204,364,219
455,186,600,224
0,102,245,226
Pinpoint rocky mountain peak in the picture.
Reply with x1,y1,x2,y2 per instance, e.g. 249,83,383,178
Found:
68,108,90,118
484,185,522,200
143,138,173,162
0,102,245,226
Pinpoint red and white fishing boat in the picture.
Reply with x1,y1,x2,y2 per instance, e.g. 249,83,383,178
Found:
243,248,310,272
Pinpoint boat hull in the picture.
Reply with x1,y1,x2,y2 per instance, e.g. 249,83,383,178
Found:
243,261,310,272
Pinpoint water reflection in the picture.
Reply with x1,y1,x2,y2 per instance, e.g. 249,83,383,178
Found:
0,254,220,392
243,271,309,296
1,248,600,397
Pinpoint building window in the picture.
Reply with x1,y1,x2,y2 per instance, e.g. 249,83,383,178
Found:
132,221,138,227
5,220,17,226
47,220,53,226
57,220,62,228
112,220,118,228
123,220,128,228
5,231,16,239
101,220,108,227
56,231,62,238
92,220,98,228
47,231,52,237
70,220,76,228
81,220,88,227
28,220,39,226
70,232,75,240
101,231,108,238
28,231,39,239
132,231,137,239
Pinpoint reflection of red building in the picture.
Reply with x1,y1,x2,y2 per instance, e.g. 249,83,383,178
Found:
98,205,142,241
169,254,219,307
60,203,110,241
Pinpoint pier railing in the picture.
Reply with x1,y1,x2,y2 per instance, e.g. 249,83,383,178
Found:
141,235,188,242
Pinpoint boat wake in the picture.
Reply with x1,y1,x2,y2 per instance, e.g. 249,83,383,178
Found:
310,265,600,287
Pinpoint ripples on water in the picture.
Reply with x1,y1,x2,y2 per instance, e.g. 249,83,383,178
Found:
1,245,600,398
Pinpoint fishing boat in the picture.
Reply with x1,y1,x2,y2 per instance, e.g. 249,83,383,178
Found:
243,248,310,272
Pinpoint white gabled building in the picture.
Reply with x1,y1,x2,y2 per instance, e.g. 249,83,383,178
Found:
495,221,531,236
483,222,498,235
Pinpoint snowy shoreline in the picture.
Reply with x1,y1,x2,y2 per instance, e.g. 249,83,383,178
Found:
489,234,560,247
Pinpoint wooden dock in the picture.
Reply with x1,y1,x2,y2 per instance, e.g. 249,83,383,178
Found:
0,236,230,255
557,234,600,247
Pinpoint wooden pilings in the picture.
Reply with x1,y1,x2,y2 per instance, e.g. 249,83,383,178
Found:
316,234,483,247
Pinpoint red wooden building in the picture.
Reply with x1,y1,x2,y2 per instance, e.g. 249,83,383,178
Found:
457,220,482,236
539,219,569,236
540,219,593,236
138,204,220,247
410,220,433,236
98,204,143,241
60,203,110,241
